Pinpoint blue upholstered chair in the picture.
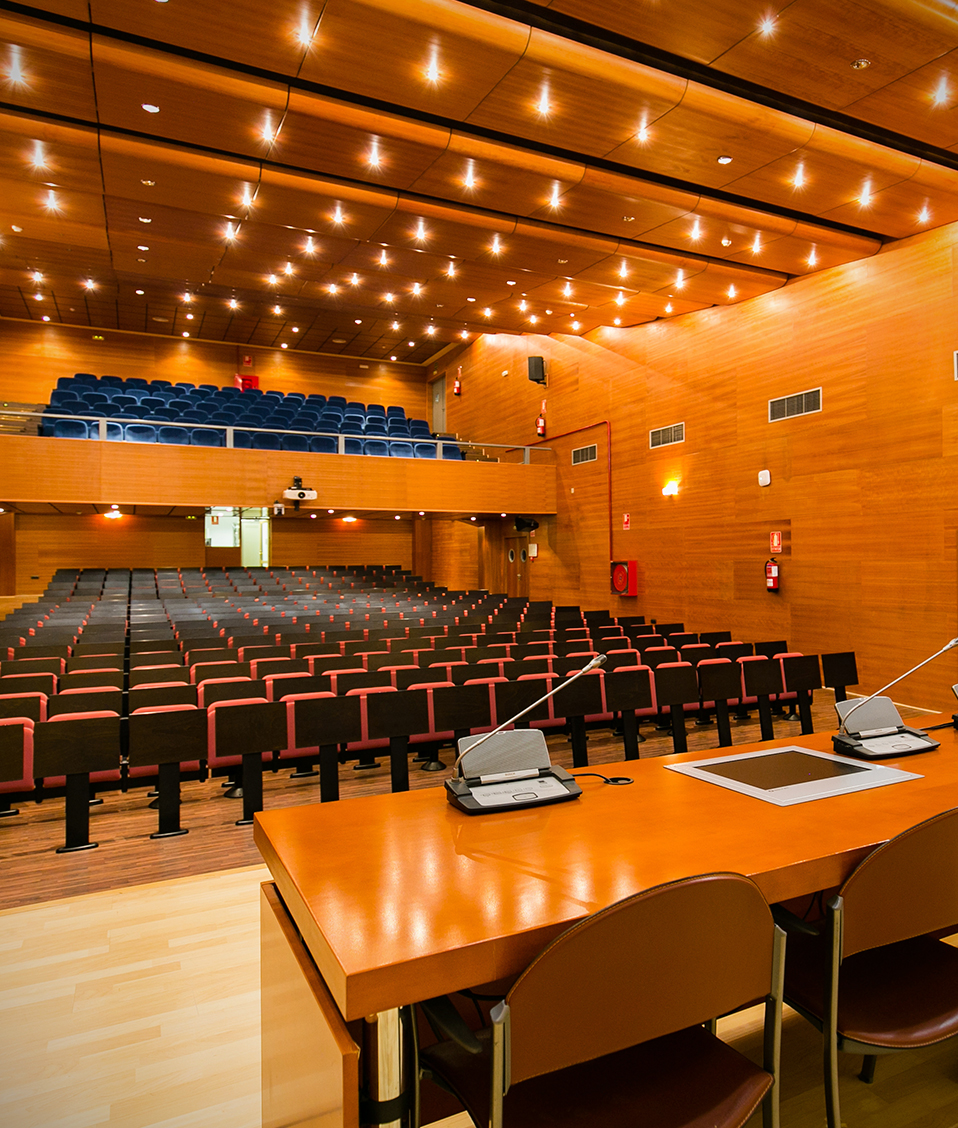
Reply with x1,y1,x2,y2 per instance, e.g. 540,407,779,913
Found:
125,423,157,443
53,419,89,439
364,438,389,457
190,428,223,448
280,433,310,452
158,426,191,445
310,435,338,454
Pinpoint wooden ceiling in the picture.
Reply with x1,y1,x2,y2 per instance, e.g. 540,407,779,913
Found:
1,0,956,363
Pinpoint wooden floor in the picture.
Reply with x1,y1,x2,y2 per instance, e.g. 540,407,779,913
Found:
3,693,957,1128
3,866,958,1128
2,692,930,912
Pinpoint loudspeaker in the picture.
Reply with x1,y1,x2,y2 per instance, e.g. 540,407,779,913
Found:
527,356,546,384
515,517,539,532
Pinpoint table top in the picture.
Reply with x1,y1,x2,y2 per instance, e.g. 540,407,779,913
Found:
254,719,958,1021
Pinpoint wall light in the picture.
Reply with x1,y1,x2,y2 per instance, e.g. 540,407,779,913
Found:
342,516,357,523
662,480,680,497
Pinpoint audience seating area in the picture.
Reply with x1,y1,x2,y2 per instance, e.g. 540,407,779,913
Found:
40,373,463,458
0,567,855,850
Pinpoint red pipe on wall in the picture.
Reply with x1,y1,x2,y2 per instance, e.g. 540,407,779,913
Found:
528,421,613,563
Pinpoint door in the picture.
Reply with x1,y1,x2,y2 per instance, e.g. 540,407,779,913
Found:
505,533,529,598
431,376,445,432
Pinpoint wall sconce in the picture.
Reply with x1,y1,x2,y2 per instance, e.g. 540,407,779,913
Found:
662,480,680,497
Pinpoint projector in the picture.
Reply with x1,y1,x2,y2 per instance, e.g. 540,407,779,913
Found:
283,487,317,501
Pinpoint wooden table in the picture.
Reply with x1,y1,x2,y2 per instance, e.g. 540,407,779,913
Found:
254,719,958,1128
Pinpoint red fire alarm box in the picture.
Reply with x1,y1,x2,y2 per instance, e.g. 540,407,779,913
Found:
610,560,638,597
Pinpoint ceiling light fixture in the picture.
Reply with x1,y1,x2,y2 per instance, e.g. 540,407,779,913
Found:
716,155,732,164
141,103,160,113
851,58,871,69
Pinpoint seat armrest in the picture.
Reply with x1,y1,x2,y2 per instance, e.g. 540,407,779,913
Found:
771,903,821,937
419,996,483,1054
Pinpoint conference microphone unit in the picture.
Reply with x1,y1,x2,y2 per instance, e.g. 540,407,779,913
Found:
445,652,608,814
831,637,957,759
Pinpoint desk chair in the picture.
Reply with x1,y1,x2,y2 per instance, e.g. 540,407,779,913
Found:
207,698,286,825
652,663,699,754
2,656,65,677
740,657,783,742
778,807,958,1128
602,667,654,758
365,687,431,790
780,654,822,734
0,717,34,816
0,691,48,722
821,651,859,703
286,692,363,801
420,872,784,1128
696,660,742,747
554,669,605,766
128,705,207,838
33,712,122,852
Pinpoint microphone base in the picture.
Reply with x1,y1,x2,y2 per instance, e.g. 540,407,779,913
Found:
832,727,940,760
446,767,582,815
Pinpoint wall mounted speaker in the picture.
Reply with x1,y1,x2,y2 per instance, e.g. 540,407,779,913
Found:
527,356,546,384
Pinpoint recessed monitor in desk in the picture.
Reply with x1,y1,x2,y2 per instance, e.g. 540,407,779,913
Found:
666,746,921,806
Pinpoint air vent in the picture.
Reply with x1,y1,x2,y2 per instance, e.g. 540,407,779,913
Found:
649,422,684,448
769,388,821,422
571,444,597,465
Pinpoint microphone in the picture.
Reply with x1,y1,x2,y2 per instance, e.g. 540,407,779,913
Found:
454,652,607,774
837,637,958,735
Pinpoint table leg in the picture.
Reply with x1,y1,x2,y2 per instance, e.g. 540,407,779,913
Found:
362,1008,410,1127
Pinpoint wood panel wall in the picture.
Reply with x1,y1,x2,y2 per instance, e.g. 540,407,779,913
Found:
426,519,481,591
15,513,205,593
0,320,429,417
269,516,412,571
445,223,958,711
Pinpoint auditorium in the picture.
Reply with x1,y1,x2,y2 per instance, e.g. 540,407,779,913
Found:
3,2,958,1127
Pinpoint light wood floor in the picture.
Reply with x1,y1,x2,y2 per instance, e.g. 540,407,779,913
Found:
5,866,958,1127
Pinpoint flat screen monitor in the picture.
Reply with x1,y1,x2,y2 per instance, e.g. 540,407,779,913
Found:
665,746,921,806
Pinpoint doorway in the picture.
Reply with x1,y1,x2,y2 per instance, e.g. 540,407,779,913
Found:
431,376,446,432
505,533,529,598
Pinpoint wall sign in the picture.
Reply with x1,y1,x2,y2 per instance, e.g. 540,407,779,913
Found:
770,531,782,553
623,513,631,530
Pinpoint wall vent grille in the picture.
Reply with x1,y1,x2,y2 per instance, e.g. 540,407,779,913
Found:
650,422,685,448
571,444,597,465
769,388,822,422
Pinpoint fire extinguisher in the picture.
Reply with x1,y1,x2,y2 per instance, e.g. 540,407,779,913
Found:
765,558,779,592
536,413,546,436
453,378,461,396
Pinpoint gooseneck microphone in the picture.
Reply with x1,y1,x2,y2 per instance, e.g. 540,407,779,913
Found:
453,652,608,774
838,637,958,735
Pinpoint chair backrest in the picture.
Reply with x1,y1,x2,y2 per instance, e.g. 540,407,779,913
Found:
504,872,776,1085
839,806,958,958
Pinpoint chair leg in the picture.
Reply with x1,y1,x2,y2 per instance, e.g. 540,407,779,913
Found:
859,1054,877,1083
0,798,19,817
319,744,340,802
58,772,97,853
390,735,410,793
236,752,263,826
568,715,589,767
151,761,187,838
824,1030,842,1128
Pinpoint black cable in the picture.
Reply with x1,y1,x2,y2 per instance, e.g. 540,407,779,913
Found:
922,721,955,731
570,772,634,785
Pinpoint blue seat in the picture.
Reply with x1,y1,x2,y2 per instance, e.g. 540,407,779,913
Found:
150,379,172,389
319,417,342,432
73,372,98,385
49,389,80,405
389,441,414,458
364,438,389,457
112,413,142,421
158,426,191,445
126,377,149,388
100,375,123,387
281,433,310,452
252,432,281,450
346,401,365,413
168,398,194,414
179,411,209,424
305,394,327,407
56,376,78,390
140,397,167,412
198,384,219,394
111,395,138,411
441,443,463,460
123,387,151,403
366,404,386,418
343,436,364,455
209,413,238,425
409,418,432,434
341,421,364,435
388,426,410,439
82,392,110,408
231,430,253,448
234,415,262,428
285,392,306,404
309,435,338,454
125,423,157,443
190,428,223,448
174,382,196,392
268,412,295,427
53,419,89,439
240,387,264,398
414,442,437,458
149,410,175,421
102,422,125,442
327,395,347,409
386,406,406,417
365,425,388,439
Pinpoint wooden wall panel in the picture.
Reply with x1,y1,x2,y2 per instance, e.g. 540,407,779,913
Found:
0,320,429,416
15,513,205,593
446,223,958,711
0,436,555,515
0,511,15,596
427,519,481,591
269,516,412,571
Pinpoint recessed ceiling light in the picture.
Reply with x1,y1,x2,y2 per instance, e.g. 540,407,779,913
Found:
182,331,189,337
622,216,635,222
716,155,732,165
851,58,871,69
506,280,516,285
137,245,149,251
390,355,397,360
558,258,568,264
280,343,288,349
140,179,155,186
354,319,362,325
136,258,146,263
141,103,160,113
41,315,50,321
138,217,152,223
11,225,22,232
466,296,476,302
152,316,169,322
292,327,299,333
332,338,346,343
34,293,42,301
135,289,145,295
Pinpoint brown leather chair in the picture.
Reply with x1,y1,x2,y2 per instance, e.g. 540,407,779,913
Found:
779,806,958,1128
420,872,784,1128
